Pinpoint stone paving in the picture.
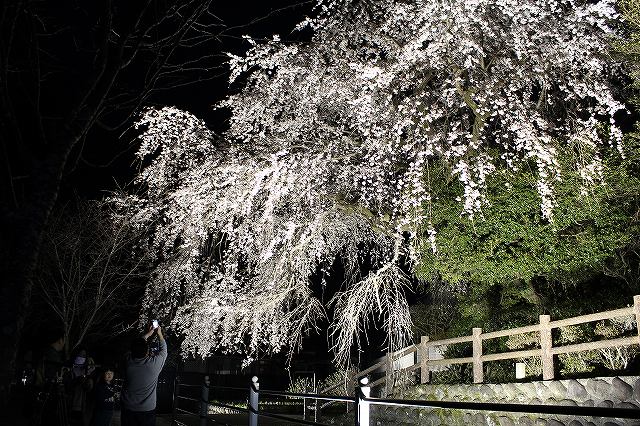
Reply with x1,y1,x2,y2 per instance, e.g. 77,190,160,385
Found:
111,411,174,426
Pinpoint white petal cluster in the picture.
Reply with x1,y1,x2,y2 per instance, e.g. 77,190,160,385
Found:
123,0,625,363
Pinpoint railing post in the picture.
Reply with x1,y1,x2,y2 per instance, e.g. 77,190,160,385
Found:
314,382,319,423
249,376,259,426
420,336,430,384
200,375,209,426
540,314,554,380
472,328,483,384
634,296,640,344
303,389,307,421
355,377,370,426
172,375,180,425
385,353,393,397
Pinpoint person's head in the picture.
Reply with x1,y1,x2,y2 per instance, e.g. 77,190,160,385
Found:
73,348,87,366
130,337,149,359
102,367,115,383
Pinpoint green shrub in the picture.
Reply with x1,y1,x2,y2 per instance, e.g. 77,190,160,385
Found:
506,332,542,378
594,316,639,371
557,325,599,375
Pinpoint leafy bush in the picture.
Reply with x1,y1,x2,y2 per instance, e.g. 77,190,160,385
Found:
556,317,639,376
557,325,600,375
287,376,316,394
429,343,473,385
430,365,473,385
484,360,519,383
318,368,358,395
287,367,359,396
506,332,542,378
594,316,639,370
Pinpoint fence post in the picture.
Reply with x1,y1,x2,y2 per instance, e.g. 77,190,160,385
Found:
314,382,319,423
472,328,483,384
248,376,259,426
420,336,430,384
385,353,393,397
355,377,370,426
200,375,209,426
634,296,640,344
303,387,307,421
172,375,180,425
540,314,554,380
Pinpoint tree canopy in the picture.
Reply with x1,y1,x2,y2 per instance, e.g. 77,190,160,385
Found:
121,0,630,364
418,143,640,287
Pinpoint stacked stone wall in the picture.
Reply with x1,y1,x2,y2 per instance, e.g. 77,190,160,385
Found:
371,376,640,425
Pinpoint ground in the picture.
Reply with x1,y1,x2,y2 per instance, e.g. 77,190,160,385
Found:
0,410,305,426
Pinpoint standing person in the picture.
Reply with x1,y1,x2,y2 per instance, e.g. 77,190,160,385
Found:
90,366,118,426
69,349,95,426
121,324,167,426
32,329,68,426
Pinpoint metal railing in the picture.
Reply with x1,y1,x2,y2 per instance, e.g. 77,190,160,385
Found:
172,374,640,426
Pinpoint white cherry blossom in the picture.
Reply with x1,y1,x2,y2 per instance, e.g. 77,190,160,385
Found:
120,0,626,364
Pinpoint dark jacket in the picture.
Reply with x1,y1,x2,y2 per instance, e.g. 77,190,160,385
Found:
93,381,116,411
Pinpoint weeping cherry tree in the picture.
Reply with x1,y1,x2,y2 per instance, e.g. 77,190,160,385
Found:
118,0,627,365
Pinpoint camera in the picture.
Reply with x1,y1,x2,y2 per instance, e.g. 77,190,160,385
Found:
152,320,159,329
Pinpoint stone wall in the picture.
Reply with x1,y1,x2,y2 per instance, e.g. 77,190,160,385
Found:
371,376,640,426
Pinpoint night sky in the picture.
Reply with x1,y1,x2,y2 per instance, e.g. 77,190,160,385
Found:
64,0,313,200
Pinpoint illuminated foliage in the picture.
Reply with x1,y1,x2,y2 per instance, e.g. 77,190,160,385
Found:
120,0,627,363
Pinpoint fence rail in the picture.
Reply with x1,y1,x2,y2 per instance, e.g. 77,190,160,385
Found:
172,374,640,426
363,295,640,389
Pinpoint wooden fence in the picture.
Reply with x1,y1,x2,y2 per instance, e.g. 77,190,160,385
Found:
354,295,640,393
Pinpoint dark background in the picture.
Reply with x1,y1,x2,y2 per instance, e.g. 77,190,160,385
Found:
64,0,315,200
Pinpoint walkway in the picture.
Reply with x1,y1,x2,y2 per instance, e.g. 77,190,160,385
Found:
111,410,305,426
111,411,173,426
